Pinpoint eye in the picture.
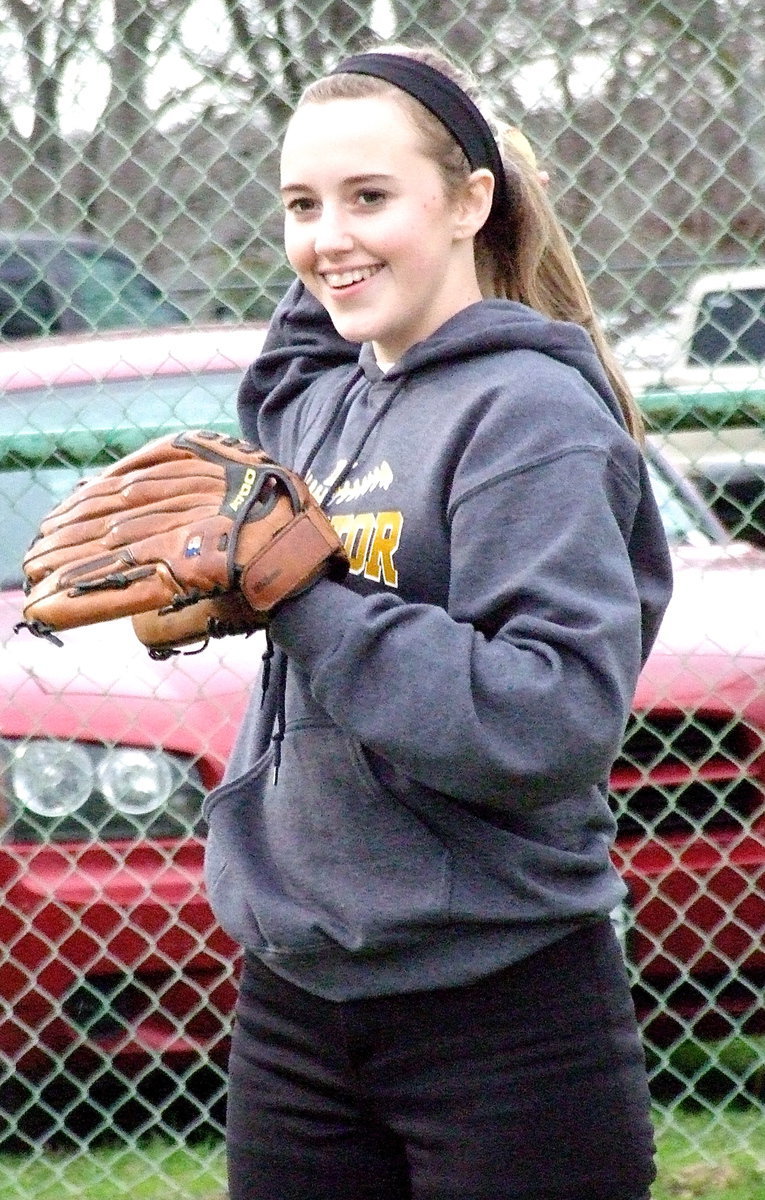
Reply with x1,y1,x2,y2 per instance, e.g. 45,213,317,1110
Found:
356,189,387,207
285,196,317,216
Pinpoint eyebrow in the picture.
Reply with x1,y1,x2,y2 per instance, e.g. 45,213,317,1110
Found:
280,173,395,195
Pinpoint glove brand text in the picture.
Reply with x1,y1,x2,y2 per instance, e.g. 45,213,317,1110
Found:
229,467,259,512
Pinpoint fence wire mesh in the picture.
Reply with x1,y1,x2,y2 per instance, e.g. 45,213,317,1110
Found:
1,0,765,1195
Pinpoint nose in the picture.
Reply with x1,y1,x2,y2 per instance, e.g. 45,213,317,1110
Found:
312,203,354,256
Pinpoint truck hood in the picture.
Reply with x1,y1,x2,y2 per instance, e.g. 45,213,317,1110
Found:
0,588,265,700
627,361,765,395
636,541,765,710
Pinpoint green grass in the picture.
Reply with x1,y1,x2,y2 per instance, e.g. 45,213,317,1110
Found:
651,1109,765,1199
1,1110,764,1199
0,1138,227,1200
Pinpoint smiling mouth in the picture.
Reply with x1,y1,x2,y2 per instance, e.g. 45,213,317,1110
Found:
321,265,383,289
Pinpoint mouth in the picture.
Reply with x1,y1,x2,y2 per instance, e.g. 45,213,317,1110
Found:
320,265,383,290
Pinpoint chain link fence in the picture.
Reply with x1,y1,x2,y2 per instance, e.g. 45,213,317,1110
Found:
1,1,765,1195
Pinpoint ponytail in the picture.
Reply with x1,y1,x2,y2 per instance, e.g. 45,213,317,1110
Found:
482,130,644,440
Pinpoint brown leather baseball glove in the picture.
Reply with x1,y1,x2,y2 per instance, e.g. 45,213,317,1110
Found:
18,429,349,650
132,592,267,659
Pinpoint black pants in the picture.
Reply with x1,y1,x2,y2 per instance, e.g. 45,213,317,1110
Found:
226,920,656,1199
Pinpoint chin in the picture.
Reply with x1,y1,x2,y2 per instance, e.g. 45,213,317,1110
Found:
326,316,374,345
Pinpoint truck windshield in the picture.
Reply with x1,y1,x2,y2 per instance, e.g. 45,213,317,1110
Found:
689,288,765,367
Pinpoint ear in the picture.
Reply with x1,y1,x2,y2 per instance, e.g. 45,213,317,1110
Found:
453,168,495,241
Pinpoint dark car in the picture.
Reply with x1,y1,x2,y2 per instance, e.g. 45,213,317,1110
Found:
0,233,188,340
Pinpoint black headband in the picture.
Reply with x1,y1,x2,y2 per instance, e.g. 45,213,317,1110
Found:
330,53,509,223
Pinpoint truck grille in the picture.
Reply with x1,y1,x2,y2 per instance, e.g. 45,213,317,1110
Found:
609,712,764,837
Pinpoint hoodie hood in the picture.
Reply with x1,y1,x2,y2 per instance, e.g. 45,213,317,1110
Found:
377,298,624,425
239,288,627,447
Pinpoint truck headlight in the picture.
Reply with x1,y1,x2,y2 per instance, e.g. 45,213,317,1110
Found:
0,738,206,842
97,748,174,814
12,741,92,816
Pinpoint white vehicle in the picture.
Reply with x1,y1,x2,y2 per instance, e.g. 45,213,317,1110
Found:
623,266,765,393
622,267,765,547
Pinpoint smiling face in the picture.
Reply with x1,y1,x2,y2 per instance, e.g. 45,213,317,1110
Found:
280,94,491,366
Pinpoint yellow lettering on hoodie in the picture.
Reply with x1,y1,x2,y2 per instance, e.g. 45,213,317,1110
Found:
330,511,402,587
365,512,401,586
332,512,376,573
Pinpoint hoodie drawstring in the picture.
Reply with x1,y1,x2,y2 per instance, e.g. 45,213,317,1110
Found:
260,632,275,703
271,654,288,781
265,369,407,784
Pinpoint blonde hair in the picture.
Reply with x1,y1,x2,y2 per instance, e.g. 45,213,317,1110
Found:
299,45,643,442
503,126,539,170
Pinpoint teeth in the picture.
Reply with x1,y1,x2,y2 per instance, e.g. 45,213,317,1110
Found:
324,266,380,287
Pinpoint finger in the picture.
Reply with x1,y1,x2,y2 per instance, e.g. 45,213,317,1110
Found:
41,461,225,527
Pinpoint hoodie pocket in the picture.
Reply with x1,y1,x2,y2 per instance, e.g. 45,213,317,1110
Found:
202,746,277,951
204,722,452,956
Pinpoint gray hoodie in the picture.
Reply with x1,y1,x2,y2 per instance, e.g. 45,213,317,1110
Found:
202,284,673,999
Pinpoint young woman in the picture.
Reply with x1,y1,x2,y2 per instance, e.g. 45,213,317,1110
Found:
204,43,673,1200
